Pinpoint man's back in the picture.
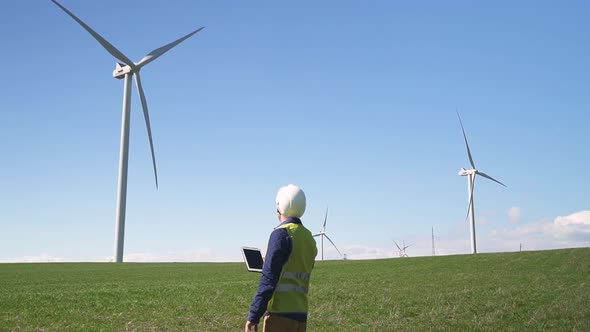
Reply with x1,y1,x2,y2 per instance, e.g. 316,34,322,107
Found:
245,185,318,332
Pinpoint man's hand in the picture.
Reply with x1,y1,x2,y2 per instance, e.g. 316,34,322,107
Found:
245,321,258,332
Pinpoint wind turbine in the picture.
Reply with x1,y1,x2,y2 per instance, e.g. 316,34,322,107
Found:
313,205,342,260
392,239,410,257
50,0,204,262
457,112,506,254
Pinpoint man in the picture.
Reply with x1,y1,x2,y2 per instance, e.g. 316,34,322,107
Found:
245,184,318,332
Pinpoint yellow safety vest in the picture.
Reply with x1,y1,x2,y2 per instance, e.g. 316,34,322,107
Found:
267,222,318,313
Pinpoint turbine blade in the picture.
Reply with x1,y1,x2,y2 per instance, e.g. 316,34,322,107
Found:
465,175,476,222
324,234,342,257
134,72,158,188
478,171,507,187
313,233,321,237
136,27,205,68
456,111,476,169
392,240,402,251
50,0,135,67
323,205,329,230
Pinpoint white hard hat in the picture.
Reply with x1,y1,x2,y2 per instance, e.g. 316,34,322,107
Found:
276,184,306,218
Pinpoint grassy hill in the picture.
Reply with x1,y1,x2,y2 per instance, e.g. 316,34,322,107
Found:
1,248,588,331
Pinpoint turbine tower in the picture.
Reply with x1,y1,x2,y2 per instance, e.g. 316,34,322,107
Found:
431,226,435,256
50,0,204,262
313,205,342,260
457,112,506,254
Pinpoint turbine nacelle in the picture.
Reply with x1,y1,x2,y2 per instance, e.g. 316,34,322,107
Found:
313,231,325,237
113,63,133,79
458,168,476,176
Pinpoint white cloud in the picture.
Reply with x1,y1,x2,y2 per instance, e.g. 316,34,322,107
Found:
0,253,71,263
339,244,392,260
4,212,588,263
508,207,521,224
499,210,590,240
554,210,590,226
122,248,237,262
478,216,490,225
485,210,590,251
549,210,590,239
1,249,241,263
343,210,590,258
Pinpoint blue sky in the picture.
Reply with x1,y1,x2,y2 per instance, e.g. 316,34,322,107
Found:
1,1,589,262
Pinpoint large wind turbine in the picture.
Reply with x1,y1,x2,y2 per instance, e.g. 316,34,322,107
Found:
313,205,342,260
50,0,204,262
457,112,506,254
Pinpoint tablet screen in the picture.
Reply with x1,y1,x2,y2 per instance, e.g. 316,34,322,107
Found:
241,247,263,272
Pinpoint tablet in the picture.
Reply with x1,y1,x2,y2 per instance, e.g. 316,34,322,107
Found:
241,247,264,273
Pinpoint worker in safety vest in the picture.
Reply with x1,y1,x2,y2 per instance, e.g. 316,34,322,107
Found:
245,184,318,332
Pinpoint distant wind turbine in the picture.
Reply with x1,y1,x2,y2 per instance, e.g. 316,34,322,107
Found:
457,112,507,254
50,0,204,262
392,239,410,257
313,205,342,260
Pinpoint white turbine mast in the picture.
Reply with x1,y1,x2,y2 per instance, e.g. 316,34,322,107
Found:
431,226,436,256
457,112,506,254
392,239,410,258
50,0,204,262
313,205,343,260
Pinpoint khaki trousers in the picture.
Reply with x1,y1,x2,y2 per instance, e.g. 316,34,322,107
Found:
262,314,307,332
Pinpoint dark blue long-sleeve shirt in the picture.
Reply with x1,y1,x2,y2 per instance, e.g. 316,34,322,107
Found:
248,218,308,324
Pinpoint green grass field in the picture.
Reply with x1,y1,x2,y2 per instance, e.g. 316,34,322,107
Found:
1,248,588,331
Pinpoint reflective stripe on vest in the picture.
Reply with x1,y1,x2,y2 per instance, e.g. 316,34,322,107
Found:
282,271,311,282
276,284,309,294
